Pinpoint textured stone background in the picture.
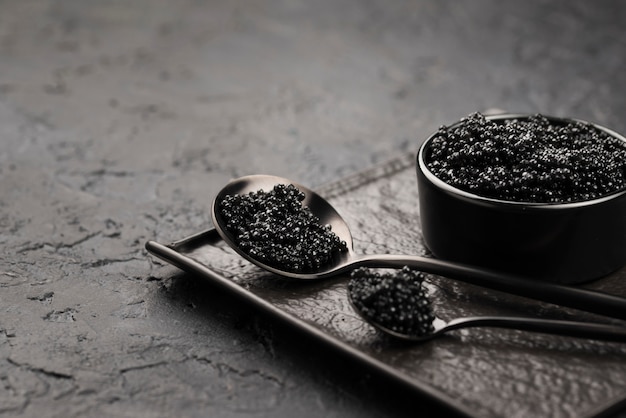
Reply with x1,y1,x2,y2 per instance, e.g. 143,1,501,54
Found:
1,0,625,417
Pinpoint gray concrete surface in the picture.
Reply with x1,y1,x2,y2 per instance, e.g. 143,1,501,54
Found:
1,0,625,416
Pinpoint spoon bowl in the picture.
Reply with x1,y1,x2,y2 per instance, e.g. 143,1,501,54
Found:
211,174,354,279
211,174,626,320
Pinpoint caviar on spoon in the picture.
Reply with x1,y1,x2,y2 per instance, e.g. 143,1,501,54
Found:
347,267,626,342
211,174,626,320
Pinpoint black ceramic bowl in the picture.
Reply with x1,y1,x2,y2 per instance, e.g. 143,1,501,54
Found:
416,114,626,284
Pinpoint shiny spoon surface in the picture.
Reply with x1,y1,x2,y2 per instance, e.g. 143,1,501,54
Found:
211,174,626,320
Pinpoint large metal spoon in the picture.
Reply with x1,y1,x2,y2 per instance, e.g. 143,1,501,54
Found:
211,174,626,320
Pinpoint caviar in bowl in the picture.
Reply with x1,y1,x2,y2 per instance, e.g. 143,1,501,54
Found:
416,113,626,284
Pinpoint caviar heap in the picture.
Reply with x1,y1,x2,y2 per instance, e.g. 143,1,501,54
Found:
218,184,347,273
348,267,435,337
426,113,626,203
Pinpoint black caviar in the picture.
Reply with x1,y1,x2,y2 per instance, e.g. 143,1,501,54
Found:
219,183,347,273
348,267,435,337
426,113,626,203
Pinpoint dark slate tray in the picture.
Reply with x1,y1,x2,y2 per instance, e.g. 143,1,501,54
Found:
146,153,626,418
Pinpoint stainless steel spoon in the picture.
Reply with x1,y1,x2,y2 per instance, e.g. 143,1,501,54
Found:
347,290,626,342
211,174,626,320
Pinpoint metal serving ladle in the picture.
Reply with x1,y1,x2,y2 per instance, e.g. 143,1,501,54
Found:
211,174,626,321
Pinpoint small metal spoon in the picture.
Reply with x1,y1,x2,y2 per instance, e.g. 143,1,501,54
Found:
211,174,626,320
348,294,626,343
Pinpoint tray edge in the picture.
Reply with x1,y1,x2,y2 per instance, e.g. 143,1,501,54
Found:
145,232,478,418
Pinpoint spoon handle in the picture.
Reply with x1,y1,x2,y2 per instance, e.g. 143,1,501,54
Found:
355,254,626,320
444,317,626,342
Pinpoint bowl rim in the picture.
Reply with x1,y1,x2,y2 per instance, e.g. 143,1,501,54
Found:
417,113,626,209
